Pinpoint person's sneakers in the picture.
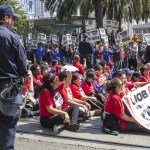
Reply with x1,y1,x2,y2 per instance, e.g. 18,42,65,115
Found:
65,124,80,131
102,126,119,136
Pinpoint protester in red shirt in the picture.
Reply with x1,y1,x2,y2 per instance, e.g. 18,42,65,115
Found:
72,55,86,76
58,71,91,119
39,72,80,131
70,73,102,116
103,78,150,134
131,72,141,83
140,66,150,82
30,64,43,98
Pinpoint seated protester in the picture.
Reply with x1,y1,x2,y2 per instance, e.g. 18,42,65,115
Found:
58,71,91,119
72,55,86,76
30,64,43,99
81,71,104,110
22,70,39,118
39,72,80,131
131,72,141,83
140,66,150,82
99,60,112,80
122,68,134,82
50,60,58,74
113,71,149,93
70,73,102,116
55,65,62,77
103,78,150,134
107,62,115,77
40,65,48,76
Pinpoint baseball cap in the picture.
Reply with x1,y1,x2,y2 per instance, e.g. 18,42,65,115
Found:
0,4,20,17
122,68,134,75
86,72,97,79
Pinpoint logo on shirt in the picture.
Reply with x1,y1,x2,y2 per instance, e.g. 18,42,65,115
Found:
66,88,73,99
53,92,63,110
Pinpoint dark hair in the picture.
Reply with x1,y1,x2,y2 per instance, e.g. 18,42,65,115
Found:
131,72,141,81
39,72,56,96
30,64,39,72
140,66,147,76
58,71,67,81
72,73,80,83
52,60,58,66
87,68,95,73
40,65,48,73
94,64,102,71
105,78,122,93
99,60,107,67
0,14,5,20
113,71,125,78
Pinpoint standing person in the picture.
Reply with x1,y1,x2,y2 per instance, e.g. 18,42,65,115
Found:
128,41,138,71
114,45,122,70
0,5,27,150
79,33,93,69
35,42,45,64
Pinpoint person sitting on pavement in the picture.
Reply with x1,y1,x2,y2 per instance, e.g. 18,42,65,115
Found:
39,72,80,131
140,66,150,82
58,71,91,122
103,78,150,134
70,73,102,116
72,55,86,76
81,71,104,110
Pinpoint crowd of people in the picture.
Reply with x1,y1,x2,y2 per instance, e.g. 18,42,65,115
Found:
23,32,150,135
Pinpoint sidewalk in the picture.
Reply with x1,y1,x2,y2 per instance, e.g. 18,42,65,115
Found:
17,116,150,148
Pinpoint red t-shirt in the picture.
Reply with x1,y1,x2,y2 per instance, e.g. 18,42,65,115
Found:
125,83,134,91
57,82,69,110
22,81,30,95
140,76,149,82
70,83,85,100
104,92,126,129
33,75,43,88
82,80,98,95
72,62,84,76
39,89,63,117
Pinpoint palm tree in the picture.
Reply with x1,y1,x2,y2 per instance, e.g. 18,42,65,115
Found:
43,0,105,28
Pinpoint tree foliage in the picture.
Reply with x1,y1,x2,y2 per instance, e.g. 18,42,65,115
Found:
1,0,27,34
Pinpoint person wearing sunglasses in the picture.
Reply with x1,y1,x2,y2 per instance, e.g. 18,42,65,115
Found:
0,4,27,150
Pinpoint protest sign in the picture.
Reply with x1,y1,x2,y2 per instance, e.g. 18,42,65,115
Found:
62,34,72,45
90,29,101,42
51,35,58,44
143,33,150,46
122,84,150,130
118,31,130,43
71,36,76,44
46,36,51,43
29,20,34,28
37,33,47,43
112,21,119,30
105,20,112,29
99,28,107,39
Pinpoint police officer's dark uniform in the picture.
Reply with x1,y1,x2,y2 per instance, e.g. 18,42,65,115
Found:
0,5,27,150
79,33,93,69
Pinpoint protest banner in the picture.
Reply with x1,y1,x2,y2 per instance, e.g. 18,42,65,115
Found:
122,84,150,130
71,36,76,45
90,29,101,42
143,33,150,46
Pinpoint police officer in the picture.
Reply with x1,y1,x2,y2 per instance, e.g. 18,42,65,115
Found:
79,33,94,69
0,4,27,150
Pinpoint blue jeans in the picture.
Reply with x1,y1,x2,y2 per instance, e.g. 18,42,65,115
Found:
115,60,122,70
0,80,21,150
0,111,21,150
